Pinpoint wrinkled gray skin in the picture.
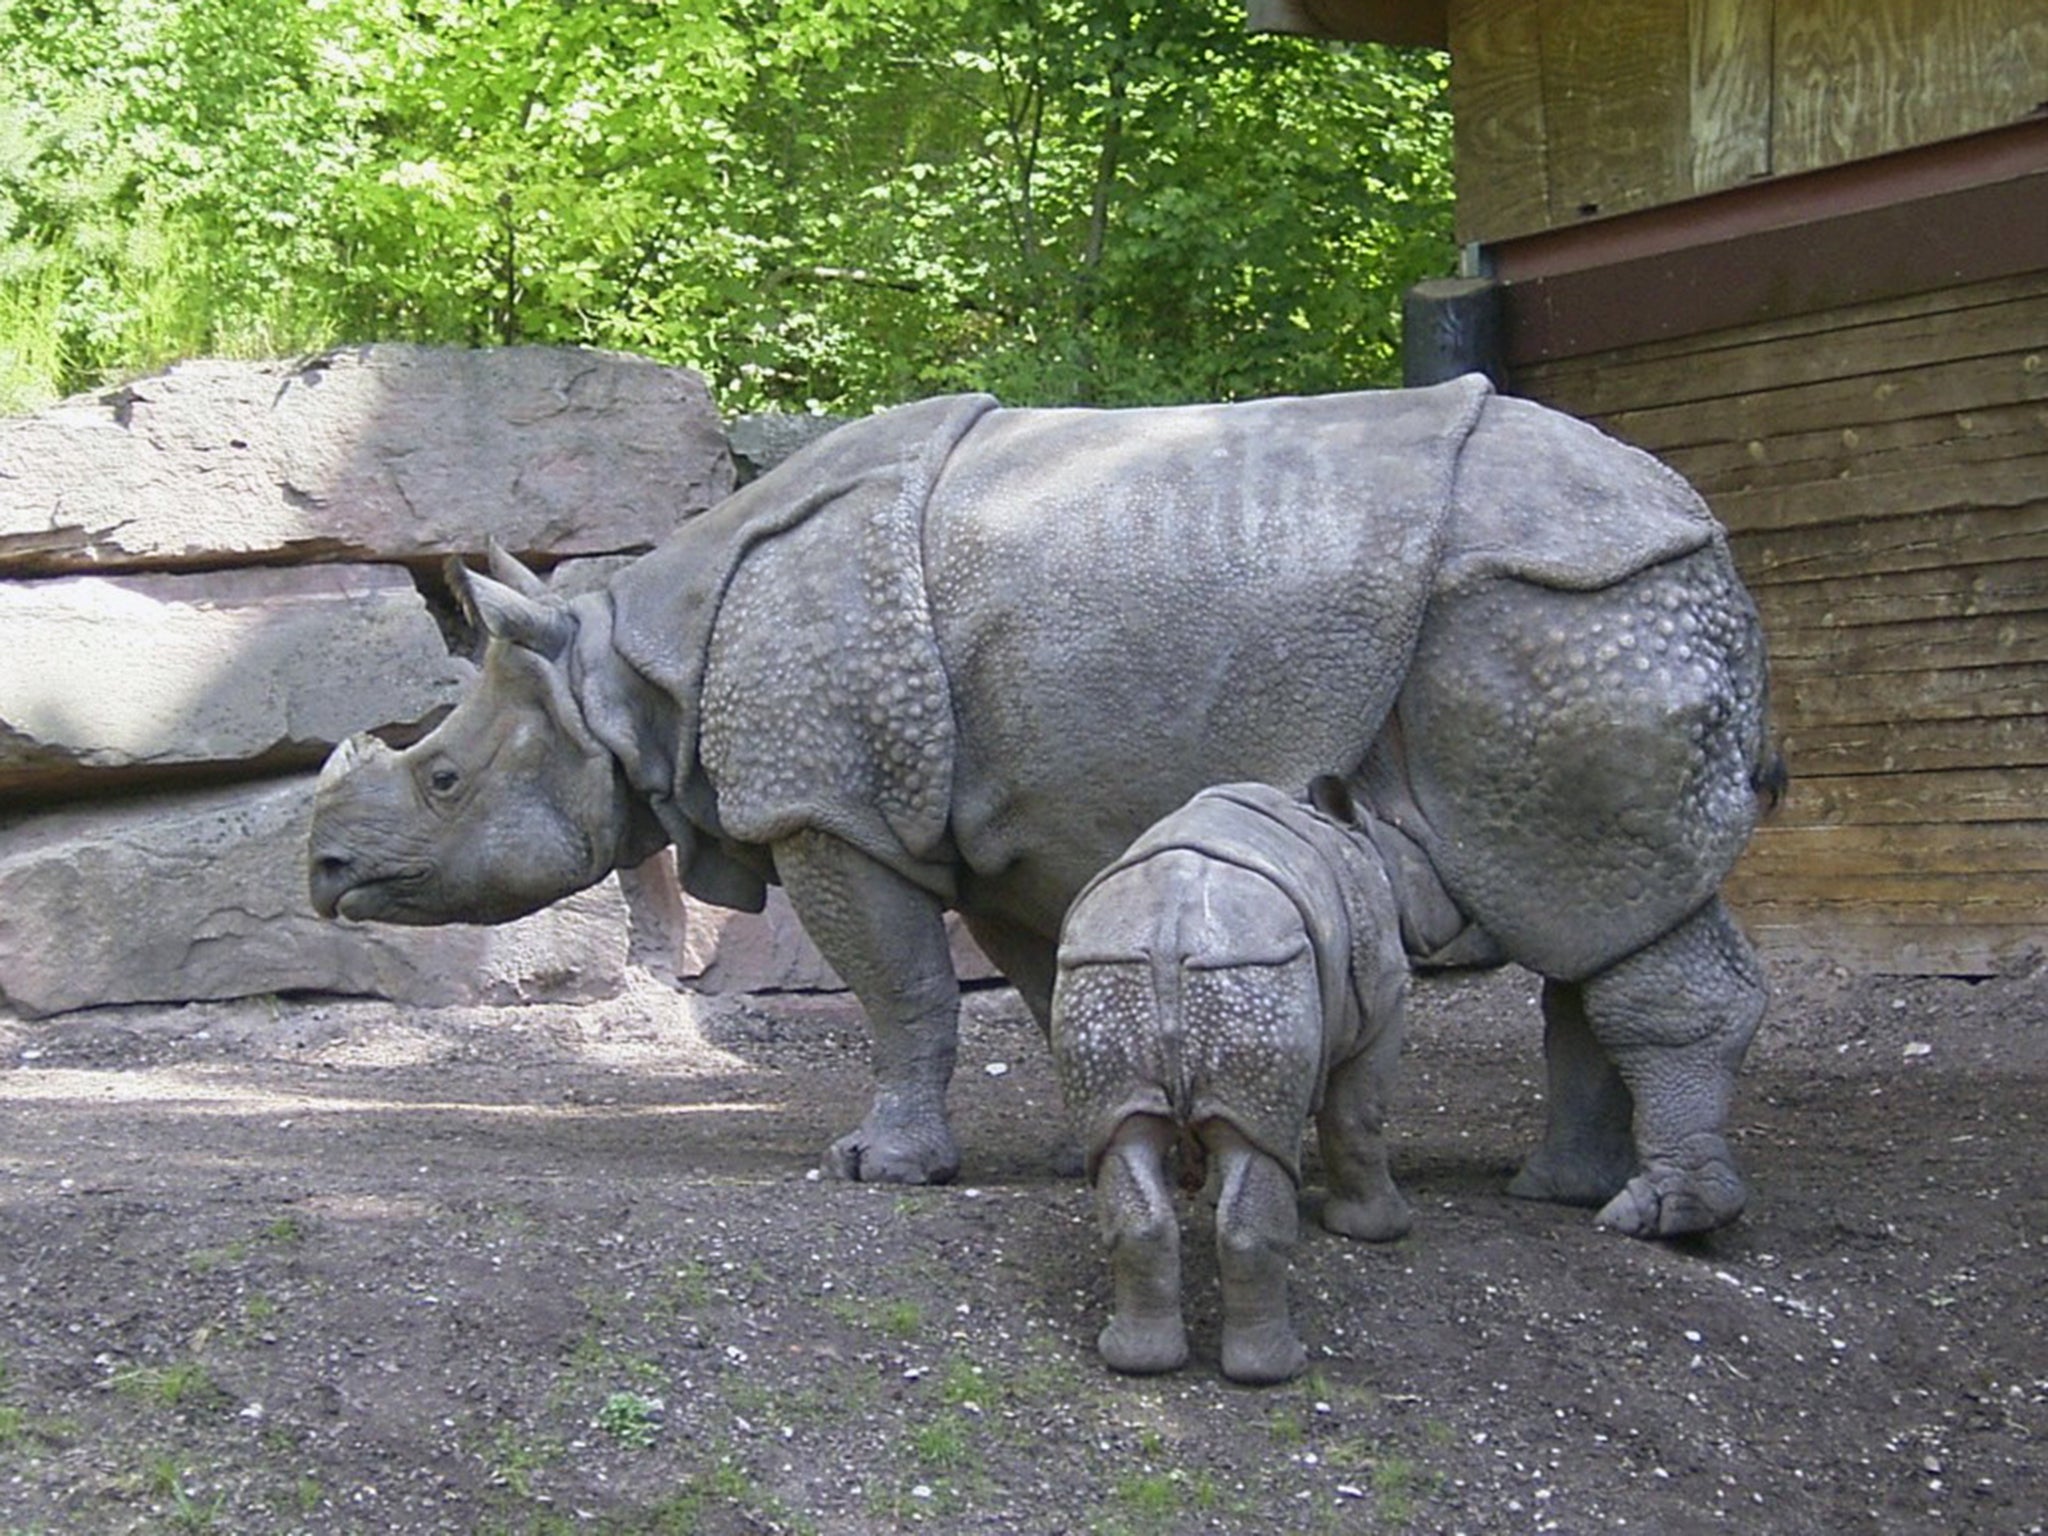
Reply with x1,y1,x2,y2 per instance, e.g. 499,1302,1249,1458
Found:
308,377,1776,1237
1053,778,1413,1384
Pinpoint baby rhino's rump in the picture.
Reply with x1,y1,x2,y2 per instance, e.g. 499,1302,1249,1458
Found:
1053,851,1327,1183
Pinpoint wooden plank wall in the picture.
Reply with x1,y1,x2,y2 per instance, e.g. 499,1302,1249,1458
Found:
1517,272,2048,975
1450,0,2048,242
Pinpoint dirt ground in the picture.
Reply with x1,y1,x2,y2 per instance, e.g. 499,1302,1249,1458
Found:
0,954,2041,1535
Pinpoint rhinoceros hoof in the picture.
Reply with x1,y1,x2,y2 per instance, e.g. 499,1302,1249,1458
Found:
821,1119,961,1185
1506,1146,1637,1209
1321,1190,1415,1243
1099,1316,1189,1376
1593,1149,1746,1238
1221,1320,1309,1385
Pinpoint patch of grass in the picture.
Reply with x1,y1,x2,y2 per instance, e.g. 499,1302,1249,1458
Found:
880,1298,924,1339
113,1360,228,1414
142,1457,227,1532
594,1390,663,1449
824,1293,925,1340
286,1474,325,1517
482,1424,564,1500
621,1448,816,1536
186,1213,309,1275
936,1354,988,1409
1098,1467,1224,1535
909,1412,975,1471
654,1258,713,1315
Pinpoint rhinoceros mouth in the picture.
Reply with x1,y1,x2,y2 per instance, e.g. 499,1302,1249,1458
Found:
331,868,434,923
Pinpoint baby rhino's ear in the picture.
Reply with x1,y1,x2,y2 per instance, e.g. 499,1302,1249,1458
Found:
1308,773,1358,825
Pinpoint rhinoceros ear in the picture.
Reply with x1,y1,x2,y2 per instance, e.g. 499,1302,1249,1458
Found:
445,556,575,660
485,537,551,599
1308,773,1359,826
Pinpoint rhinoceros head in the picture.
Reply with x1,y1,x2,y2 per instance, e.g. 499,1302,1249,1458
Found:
307,549,650,926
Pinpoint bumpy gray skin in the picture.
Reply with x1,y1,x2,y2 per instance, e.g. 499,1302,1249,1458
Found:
1052,780,1412,1384
307,377,1774,1236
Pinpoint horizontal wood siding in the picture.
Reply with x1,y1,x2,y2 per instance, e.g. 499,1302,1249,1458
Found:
1517,272,2048,974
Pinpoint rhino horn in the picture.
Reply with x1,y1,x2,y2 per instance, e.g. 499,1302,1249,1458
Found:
317,730,396,789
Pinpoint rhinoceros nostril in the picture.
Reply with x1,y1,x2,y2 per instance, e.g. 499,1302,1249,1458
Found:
308,852,356,917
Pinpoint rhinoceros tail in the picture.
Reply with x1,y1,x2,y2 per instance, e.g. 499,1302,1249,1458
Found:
1752,735,1789,814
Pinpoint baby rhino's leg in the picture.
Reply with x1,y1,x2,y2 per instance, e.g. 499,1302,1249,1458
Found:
1207,1124,1307,1384
1317,1035,1413,1242
1094,1115,1187,1375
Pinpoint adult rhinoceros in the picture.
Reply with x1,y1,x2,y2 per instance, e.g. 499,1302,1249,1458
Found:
308,376,1778,1236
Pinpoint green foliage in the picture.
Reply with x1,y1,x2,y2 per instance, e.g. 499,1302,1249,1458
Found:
0,0,1450,413
594,1390,663,1449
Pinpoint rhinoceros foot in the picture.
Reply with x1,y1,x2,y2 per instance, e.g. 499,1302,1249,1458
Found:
1320,1187,1415,1243
1592,1133,1747,1237
821,1112,960,1185
1220,1318,1309,1386
1505,1143,1636,1209
1098,1316,1190,1376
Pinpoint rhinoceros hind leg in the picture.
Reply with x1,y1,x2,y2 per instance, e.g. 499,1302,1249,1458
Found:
1579,899,1765,1238
1507,978,1639,1208
1094,1115,1188,1375
776,829,963,1186
1210,1125,1308,1385
1317,1042,1413,1242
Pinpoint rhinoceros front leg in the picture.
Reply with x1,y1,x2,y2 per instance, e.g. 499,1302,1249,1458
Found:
1580,898,1765,1237
774,828,961,1185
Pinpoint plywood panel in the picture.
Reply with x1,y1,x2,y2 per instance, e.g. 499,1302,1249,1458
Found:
1449,0,1551,242
1755,557,2048,633
1670,403,2048,498
1734,915,2041,975
1689,0,1775,192
1536,0,1690,222
1448,0,2048,243
1593,351,2048,460
1739,824,2047,883
1774,0,2048,176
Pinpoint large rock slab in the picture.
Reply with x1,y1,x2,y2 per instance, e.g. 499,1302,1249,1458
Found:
0,565,471,796
0,777,642,1017
0,345,734,576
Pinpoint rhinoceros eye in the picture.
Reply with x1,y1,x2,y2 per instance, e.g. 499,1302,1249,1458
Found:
427,765,461,796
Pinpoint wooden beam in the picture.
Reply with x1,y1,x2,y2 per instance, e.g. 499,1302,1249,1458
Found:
1245,0,1448,48
1493,118,2048,365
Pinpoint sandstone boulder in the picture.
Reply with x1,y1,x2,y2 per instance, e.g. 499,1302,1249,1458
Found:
0,777,649,1017
0,345,734,576
0,564,471,796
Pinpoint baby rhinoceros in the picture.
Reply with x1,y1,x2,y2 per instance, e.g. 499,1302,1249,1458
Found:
1051,777,1412,1385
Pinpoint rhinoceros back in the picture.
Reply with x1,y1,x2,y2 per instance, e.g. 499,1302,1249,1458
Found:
927,379,1491,900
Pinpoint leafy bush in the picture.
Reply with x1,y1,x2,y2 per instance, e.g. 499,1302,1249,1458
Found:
0,0,1451,414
